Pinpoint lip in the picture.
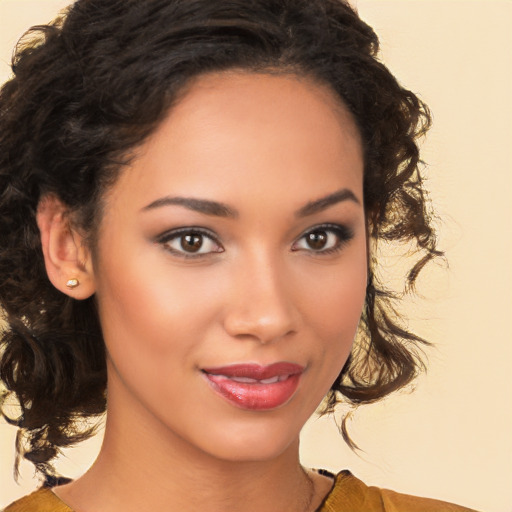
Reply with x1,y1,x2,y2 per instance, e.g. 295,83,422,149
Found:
202,363,304,411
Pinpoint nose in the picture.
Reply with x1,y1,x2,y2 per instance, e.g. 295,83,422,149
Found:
222,258,298,344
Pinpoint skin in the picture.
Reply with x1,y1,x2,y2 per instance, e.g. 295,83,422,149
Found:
40,72,367,512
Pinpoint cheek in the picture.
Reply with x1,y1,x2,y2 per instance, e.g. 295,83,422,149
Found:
317,276,365,369
94,237,221,357
301,253,367,377
303,259,367,340
93,256,212,409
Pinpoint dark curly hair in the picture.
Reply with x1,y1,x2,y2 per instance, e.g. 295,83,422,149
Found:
0,0,437,480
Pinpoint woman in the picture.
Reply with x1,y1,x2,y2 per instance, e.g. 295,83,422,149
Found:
0,0,480,510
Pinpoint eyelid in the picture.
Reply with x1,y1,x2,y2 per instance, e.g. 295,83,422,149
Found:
292,223,354,253
154,223,353,259
155,226,224,258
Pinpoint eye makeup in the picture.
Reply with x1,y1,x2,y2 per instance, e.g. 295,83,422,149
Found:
155,226,224,259
292,223,354,256
154,221,354,261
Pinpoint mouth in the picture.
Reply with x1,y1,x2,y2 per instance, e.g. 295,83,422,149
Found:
201,362,304,411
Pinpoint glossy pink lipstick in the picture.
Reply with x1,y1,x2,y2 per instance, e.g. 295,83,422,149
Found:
202,362,304,411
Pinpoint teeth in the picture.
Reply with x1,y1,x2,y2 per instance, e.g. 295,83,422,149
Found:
218,375,289,384
230,377,259,383
260,376,280,384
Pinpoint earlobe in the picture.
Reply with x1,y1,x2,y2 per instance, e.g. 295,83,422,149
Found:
36,195,96,299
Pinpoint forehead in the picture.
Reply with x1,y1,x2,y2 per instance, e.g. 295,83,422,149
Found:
104,71,363,214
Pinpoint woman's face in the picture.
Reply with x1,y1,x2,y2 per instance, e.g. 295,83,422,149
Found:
92,72,367,462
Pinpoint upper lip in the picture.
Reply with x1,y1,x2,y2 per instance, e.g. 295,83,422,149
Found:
201,362,304,380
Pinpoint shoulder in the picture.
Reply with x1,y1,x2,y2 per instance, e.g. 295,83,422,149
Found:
3,488,72,512
319,470,481,512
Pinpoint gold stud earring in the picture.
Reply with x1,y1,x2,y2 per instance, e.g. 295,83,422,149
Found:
66,278,80,289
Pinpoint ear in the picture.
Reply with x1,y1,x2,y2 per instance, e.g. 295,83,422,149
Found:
36,195,96,299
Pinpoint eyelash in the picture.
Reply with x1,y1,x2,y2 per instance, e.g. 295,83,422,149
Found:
156,227,223,259
156,223,354,260
291,223,354,255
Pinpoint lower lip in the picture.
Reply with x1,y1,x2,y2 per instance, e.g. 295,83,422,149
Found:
203,373,302,411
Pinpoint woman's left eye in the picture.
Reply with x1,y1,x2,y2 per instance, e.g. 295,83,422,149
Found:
291,224,353,254
157,229,223,258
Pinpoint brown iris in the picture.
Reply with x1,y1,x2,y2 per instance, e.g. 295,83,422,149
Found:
181,234,203,252
306,231,328,250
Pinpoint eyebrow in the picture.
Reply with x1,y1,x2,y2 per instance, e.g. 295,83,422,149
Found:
142,196,238,218
141,187,360,219
295,188,360,217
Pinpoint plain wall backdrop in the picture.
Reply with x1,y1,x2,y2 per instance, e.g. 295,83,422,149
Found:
1,1,511,511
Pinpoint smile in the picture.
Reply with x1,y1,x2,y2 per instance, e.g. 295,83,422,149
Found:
201,363,304,411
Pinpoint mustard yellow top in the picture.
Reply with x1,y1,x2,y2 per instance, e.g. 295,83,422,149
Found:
3,470,480,512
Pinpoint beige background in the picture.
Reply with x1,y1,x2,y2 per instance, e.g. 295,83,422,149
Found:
1,1,511,511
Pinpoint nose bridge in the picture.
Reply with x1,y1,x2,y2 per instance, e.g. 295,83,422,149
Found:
222,247,296,344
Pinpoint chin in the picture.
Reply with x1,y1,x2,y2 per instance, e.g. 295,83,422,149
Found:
188,413,305,464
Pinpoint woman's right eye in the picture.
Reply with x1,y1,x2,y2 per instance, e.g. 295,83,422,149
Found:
157,229,224,258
